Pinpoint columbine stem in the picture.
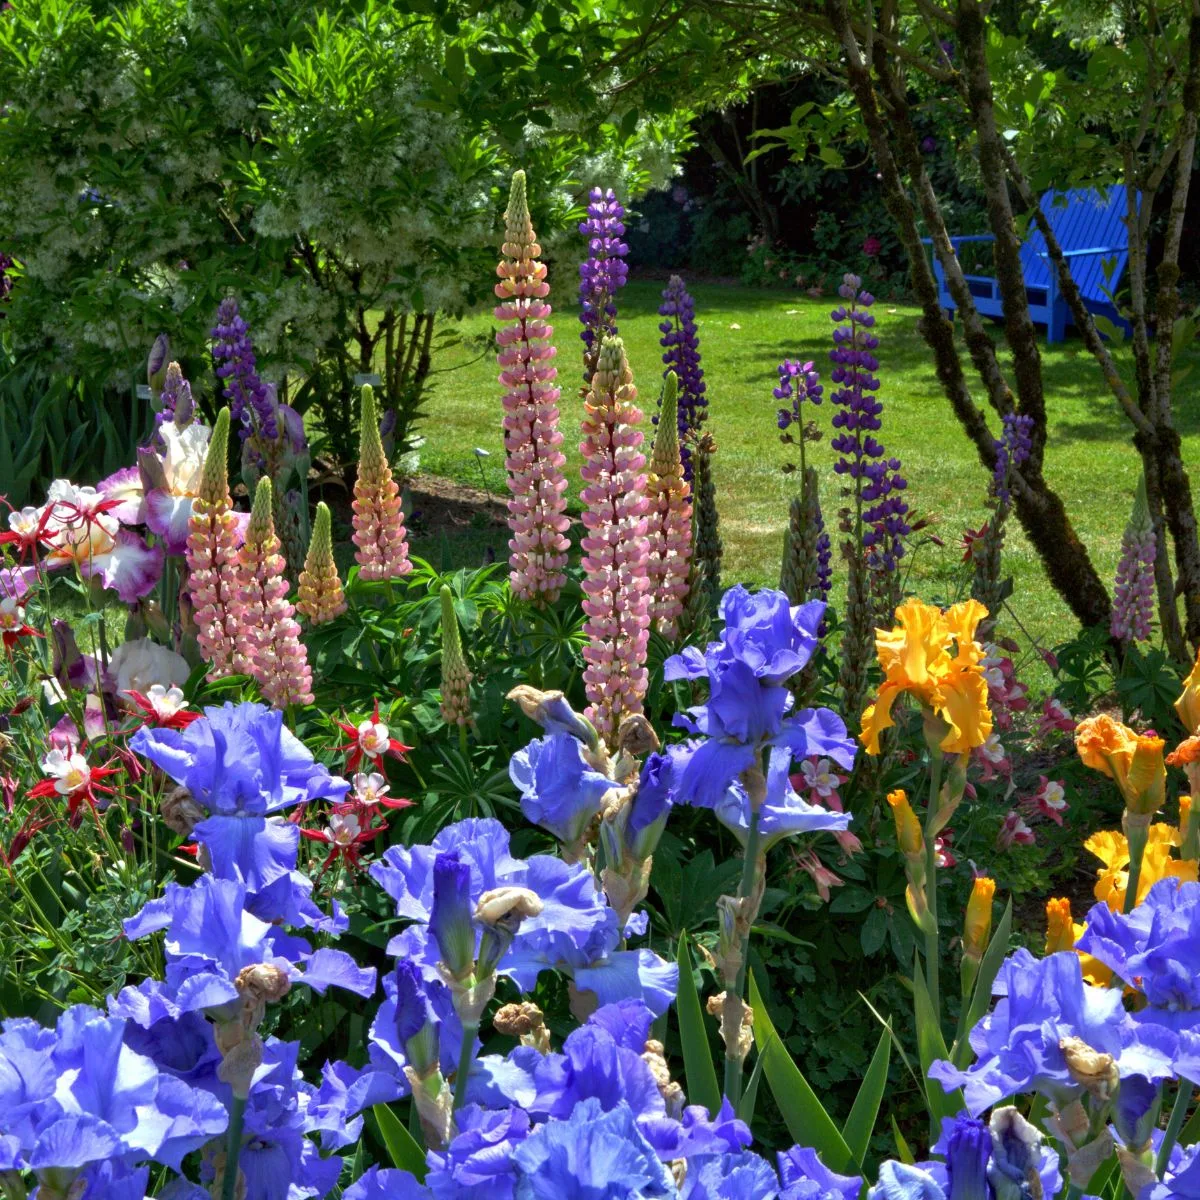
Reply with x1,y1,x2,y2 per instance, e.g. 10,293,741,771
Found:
220,1094,247,1200
723,806,763,1106
923,751,945,1026
452,1018,479,1112
1157,1083,1193,1176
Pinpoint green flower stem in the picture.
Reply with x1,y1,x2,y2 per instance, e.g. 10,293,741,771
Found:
1157,1083,1193,1177
452,1017,480,1113
221,1094,247,1200
723,806,763,1107
458,723,469,757
1123,820,1149,915
923,750,946,1027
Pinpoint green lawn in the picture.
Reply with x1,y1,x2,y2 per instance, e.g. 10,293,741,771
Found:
417,279,1200,655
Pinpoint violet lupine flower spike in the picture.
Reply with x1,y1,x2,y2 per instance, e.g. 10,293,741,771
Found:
236,477,314,709
185,408,244,679
579,336,652,749
656,275,707,479
578,187,629,386
993,412,1034,507
212,297,277,444
352,385,412,581
495,169,571,607
645,372,693,640
297,501,346,624
1112,474,1157,644
157,362,195,432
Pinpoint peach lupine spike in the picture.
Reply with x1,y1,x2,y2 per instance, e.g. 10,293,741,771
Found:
495,169,571,607
646,371,693,640
297,502,346,624
185,408,243,679
579,335,651,749
237,477,314,709
352,385,412,581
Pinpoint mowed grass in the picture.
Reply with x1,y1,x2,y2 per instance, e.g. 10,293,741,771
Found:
417,279,1200,654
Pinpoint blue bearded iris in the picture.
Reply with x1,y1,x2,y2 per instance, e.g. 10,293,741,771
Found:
0,1004,227,1189
131,702,350,933
371,818,677,1016
662,587,855,821
929,949,1174,1114
509,733,614,850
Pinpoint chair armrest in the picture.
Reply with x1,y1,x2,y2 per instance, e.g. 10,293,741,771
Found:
1036,246,1120,258
948,235,996,245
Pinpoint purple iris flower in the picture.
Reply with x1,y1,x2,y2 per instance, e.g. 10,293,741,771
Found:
1146,1143,1200,1200
371,819,678,1015
509,733,614,848
1077,879,1200,1032
123,875,375,1019
681,1149,782,1199
426,1105,531,1199
777,1146,863,1200
511,1097,676,1199
0,1004,227,1184
625,753,675,859
928,949,1174,1114
346,1166,432,1200
664,587,855,809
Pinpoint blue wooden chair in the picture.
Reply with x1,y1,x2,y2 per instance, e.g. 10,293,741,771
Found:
925,186,1137,343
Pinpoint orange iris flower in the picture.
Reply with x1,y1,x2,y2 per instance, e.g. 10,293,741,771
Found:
1177,652,1200,735
1075,714,1165,817
860,598,993,756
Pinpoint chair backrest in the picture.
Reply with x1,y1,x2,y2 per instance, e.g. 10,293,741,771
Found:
1019,187,1135,304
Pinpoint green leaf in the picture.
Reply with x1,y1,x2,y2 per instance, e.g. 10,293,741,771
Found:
954,898,1012,1067
913,959,964,1129
373,1103,427,1179
842,1025,892,1168
749,973,853,1173
676,932,721,1118
860,906,888,956
891,1114,916,1164
737,1041,766,1126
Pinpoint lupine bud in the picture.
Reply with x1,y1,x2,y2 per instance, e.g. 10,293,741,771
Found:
185,409,243,678
439,585,473,729
495,170,571,607
579,336,651,749
429,852,476,981
297,502,346,623
352,385,412,581
690,430,722,616
645,372,693,640
236,476,313,708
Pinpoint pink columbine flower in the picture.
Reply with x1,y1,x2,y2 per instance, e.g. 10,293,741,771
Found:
800,757,841,801
185,409,245,678
981,647,1028,731
934,831,956,868
795,849,844,902
645,372,693,639
997,810,1035,849
346,771,412,812
352,386,412,581
495,170,571,606
973,732,1011,783
1037,696,1075,738
579,336,652,749
236,476,313,709
1023,775,1068,825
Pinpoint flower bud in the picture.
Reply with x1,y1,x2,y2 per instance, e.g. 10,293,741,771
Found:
987,1106,1045,1200
962,876,995,963
507,685,600,751
394,960,440,1079
1113,1073,1159,1153
1044,897,1076,954
888,789,924,859
941,1114,991,1200
1059,1036,1118,1101
429,852,475,980
147,332,169,394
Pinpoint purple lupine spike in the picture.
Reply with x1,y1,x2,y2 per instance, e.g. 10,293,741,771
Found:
656,276,707,479
774,359,823,433
211,297,278,443
992,413,1034,505
828,275,910,572
578,188,629,376
1111,477,1156,644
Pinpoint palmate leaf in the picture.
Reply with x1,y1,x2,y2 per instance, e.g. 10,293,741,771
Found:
748,972,854,1173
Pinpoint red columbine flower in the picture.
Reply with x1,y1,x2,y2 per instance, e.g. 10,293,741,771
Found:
27,748,120,823
300,809,387,875
3,803,58,867
1022,775,1069,826
345,771,413,813
334,702,411,772
934,830,957,868
126,685,200,730
961,521,989,563
0,597,39,650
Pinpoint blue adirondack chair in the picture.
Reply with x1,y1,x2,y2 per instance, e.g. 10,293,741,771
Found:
926,186,1136,343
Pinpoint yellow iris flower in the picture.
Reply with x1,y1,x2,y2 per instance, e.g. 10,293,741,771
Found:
1083,824,1196,910
1044,897,1112,986
1075,714,1165,817
860,598,993,756
1177,651,1200,735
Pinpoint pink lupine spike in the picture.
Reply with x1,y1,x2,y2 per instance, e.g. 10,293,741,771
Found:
185,409,244,679
645,371,693,640
495,169,571,606
237,476,314,709
1111,475,1157,644
352,385,412,581
579,336,651,749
